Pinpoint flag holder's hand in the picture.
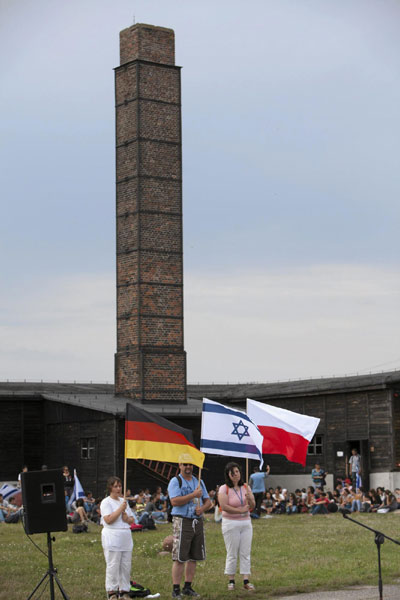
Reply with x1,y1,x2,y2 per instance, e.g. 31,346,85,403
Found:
244,483,255,511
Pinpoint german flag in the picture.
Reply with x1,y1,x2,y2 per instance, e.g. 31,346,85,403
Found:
125,404,205,468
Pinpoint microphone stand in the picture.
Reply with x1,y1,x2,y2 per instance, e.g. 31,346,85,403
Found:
340,509,400,600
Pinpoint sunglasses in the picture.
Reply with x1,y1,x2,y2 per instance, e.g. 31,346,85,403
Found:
182,463,193,466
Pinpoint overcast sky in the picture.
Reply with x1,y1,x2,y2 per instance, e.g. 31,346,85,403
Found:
1,0,399,384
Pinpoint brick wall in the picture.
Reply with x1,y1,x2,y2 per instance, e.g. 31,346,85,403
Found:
114,24,186,403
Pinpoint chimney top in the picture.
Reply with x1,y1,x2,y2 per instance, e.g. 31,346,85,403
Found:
119,23,175,66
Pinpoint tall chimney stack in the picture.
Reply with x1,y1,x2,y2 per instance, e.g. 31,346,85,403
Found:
114,24,186,404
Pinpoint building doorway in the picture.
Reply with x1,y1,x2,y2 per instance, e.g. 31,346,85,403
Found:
333,440,369,491
346,439,370,491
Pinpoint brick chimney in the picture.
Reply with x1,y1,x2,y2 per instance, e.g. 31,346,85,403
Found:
114,24,186,403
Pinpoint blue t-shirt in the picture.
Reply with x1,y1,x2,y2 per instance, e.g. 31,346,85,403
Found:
168,475,209,519
311,468,325,485
249,471,267,493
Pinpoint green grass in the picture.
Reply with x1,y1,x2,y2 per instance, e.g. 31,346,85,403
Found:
1,513,400,598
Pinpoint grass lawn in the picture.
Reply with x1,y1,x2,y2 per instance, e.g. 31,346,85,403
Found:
1,513,399,599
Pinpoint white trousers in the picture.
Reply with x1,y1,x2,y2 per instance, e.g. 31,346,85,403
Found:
221,518,253,575
103,549,132,592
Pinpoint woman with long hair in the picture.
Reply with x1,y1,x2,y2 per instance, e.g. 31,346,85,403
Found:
218,462,256,592
100,476,135,600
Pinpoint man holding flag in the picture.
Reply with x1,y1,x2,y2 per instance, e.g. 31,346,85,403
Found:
168,455,212,599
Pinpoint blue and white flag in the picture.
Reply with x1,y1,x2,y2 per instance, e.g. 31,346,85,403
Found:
200,398,263,467
67,469,85,509
0,483,19,501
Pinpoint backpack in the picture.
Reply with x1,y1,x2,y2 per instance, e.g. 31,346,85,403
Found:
129,581,152,598
139,513,156,530
167,475,182,522
72,522,88,533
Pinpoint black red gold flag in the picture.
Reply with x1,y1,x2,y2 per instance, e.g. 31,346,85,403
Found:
125,403,204,468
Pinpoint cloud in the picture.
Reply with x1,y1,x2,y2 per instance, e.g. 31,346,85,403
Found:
184,264,400,383
1,264,399,386
0,274,115,382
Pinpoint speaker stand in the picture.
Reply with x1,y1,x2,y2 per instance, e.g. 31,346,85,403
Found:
27,532,70,600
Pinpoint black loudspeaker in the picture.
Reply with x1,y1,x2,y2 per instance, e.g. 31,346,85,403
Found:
21,469,68,534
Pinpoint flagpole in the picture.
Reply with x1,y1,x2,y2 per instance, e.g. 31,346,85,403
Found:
246,459,249,485
197,468,202,488
123,456,127,498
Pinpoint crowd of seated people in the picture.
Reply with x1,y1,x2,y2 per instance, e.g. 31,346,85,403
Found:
255,483,400,516
6,463,400,528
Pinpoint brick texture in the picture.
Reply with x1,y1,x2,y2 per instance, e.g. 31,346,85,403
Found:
114,24,186,404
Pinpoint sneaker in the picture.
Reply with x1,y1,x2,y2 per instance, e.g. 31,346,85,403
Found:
182,587,200,597
228,582,235,591
172,590,182,599
108,595,118,600
244,582,255,591
119,594,131,600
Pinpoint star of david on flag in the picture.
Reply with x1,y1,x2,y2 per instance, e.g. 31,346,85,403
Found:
200,398,263,467
232,420,249,441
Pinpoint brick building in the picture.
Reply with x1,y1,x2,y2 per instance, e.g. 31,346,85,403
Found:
114,24,186,405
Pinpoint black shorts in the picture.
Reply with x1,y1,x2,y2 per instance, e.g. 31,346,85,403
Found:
172,516,206,562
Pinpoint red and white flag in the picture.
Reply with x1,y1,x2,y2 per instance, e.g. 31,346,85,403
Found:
246,398,320,466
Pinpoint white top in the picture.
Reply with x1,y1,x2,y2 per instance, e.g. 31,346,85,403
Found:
100,496,133,529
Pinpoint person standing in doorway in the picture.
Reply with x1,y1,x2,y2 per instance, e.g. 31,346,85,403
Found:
168,457,212,599
349,448,362,489
249,465,270,516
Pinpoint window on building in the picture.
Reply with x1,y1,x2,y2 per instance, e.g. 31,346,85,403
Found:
81,437,96,460
307,435,323,455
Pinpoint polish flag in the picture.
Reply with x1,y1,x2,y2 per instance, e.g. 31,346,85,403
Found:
246,398,320,466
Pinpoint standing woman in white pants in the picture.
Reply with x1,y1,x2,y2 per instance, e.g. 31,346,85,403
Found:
218,462,256,592
100,476,135,600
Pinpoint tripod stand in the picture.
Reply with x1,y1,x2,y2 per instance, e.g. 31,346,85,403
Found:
340,509,400,600
26,532,70,600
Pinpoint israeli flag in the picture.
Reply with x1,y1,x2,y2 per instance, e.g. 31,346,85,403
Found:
200,398,263,467
67,469,85,509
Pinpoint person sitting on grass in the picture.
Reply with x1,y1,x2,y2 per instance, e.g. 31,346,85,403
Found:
340,489,352,511
90,497,102,524
326,491,338,513
143,492,167,522
261,491,274,515
377,490,398,513
351,487,363,512
84,491,95,516
271,487,285,514
295,490,308,514
134,490,146,517
0,494,7,523
69,498,89,524
311,492,329,515
305,487,315,512
285,493,298,514
3,496,23,523
361,490,372,512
